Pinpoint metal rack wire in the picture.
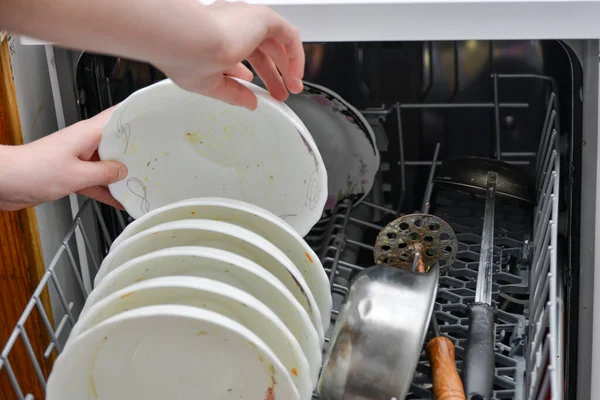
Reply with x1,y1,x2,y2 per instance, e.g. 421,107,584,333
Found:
0,73,563,400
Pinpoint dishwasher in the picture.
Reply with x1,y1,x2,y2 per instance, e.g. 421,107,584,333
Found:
0,33,596,400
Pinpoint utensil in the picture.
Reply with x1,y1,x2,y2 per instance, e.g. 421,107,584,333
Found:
433,157,535,400
99,78,328,236
94,219,325,343
68,276,314,397
48,305,300,400
374,213,464,400
317,264,438,400
427,317,466,400
284,81,381,211
109,197,332,330
79,246,322,383
433,156,534,204
373,213,458,274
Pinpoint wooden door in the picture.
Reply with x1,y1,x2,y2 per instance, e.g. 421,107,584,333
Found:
0,33,54,400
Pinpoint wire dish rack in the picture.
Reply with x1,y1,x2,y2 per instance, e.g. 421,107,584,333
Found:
0,73,562,400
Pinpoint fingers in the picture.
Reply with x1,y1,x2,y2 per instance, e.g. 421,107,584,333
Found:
224,62,254,82
72,160,128,191
247,49,288,101
258,38,303,94
262,8,305,81
208,75,258,110
77,186,125,210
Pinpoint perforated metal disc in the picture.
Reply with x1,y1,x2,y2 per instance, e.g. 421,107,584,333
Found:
374,213,458,273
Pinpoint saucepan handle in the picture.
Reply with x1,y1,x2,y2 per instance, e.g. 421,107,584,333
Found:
462,302,495,400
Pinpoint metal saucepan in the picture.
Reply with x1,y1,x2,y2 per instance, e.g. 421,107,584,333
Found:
318,214,459,400
433,156,534,400
317,264,439,400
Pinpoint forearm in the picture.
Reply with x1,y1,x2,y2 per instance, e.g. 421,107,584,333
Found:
0,0,221,67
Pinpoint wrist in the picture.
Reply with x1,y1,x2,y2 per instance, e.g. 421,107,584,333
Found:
0,144,17,204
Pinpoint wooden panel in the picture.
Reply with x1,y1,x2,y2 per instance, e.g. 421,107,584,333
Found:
0,36,54,400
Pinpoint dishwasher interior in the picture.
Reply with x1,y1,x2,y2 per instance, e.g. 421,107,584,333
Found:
0,39,581,400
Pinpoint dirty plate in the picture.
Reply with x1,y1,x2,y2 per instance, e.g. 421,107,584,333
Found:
80,246,322,382
285,81,380,211
67,276,313,398
109,197,332,331
94,219,325,343
99,78,327,236
47,305,299,400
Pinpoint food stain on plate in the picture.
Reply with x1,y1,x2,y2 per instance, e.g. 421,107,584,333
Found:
305,252,313,263
265,363,277,400
127,143,137,155
184,131,238,168
89,336,108,399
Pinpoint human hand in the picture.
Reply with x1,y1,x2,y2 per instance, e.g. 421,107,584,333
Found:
0,108,127,211
154,0,305,111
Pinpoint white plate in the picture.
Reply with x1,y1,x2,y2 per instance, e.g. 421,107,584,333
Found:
80,246,322,381
99,78,328,236
285,81,380,211
95,219,325,342
47,305,299,400
109,197,332,330
67,276,313,397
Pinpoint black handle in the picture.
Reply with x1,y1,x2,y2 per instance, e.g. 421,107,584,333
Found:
462,302,495,400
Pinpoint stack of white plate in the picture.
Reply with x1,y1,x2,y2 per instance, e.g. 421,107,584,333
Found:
46,80,332,400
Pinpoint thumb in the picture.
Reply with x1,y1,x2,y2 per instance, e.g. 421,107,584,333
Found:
72,160,128,191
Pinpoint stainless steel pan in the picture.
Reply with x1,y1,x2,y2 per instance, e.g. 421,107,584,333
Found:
318,214,459,400
317,264,439,400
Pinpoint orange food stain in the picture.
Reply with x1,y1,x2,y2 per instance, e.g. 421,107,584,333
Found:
305,252,313,263
264,366,277,400
265,388,275,400
120,291,135,299
191,211,196,215
291,368,298,376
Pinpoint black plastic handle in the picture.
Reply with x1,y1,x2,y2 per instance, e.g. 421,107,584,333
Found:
462,302,495,400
